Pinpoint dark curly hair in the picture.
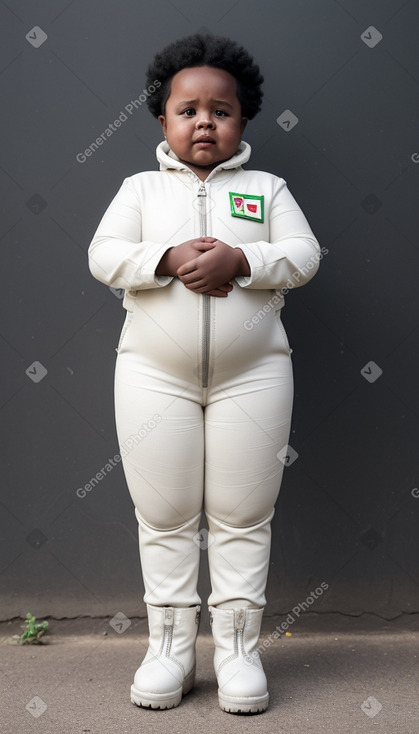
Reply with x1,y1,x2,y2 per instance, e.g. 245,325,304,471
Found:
145,33,263,119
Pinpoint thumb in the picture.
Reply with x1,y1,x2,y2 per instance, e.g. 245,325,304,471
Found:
192,239,216,251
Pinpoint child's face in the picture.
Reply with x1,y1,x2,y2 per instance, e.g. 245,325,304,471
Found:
158,66,247,181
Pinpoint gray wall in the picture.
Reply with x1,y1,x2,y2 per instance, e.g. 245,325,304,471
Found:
1,0,419,621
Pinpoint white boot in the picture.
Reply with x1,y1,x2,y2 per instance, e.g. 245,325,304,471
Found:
131,604,201,709
209,606,269,714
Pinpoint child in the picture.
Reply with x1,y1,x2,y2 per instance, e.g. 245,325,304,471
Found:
88,33,320,714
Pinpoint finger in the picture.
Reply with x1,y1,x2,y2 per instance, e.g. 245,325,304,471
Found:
178,270,206,284
177,259,199,276
183,280,217,293
205,289,228,297
180,275,208,288
191,240,217,252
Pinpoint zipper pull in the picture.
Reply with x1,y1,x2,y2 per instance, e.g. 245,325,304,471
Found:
235,609,245,630
164,608,174,626
197,182,206,197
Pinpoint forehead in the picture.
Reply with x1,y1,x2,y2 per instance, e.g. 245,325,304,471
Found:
168,66,238,101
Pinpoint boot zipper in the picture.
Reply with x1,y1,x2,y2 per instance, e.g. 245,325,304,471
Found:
235,609,245,657
163,607,174,657
236,627,258,667
234,609,257,665
235,609,245,629
197,182,210,389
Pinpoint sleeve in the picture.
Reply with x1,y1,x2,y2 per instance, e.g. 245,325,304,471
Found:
88,176,174,290
234,177,321,290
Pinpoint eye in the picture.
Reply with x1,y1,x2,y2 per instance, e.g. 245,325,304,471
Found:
183,108,196,116
215,110,228,117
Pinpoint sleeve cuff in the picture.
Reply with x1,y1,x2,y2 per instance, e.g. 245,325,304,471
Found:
154,274,174,286
139,243,176,288
233,244,254,287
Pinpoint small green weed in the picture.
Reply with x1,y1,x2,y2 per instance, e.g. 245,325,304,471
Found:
8,612,49,645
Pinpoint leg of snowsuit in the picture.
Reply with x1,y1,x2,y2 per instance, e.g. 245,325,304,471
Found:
114,379,204,607
114,371,293,608
204,380,293,608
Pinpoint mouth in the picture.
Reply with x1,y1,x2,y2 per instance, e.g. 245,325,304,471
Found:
194,136,215,146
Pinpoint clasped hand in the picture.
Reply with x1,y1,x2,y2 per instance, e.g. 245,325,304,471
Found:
156,237,250,297
177,238,241,297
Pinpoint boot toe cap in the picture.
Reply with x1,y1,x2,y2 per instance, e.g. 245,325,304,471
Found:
133,657,184,695
217,662,268,699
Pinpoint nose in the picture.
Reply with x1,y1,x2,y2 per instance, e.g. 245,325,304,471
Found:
196,118,214,129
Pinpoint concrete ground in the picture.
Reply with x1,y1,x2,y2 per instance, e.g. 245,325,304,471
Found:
1,612,419,734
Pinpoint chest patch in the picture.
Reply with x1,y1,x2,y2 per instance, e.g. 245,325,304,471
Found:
229,192,264,222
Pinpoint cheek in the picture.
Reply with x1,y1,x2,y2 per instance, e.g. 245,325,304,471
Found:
223,125,242,144
168,121,189,140
223,118,243,135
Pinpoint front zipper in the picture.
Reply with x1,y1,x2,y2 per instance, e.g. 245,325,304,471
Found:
197,182,211,388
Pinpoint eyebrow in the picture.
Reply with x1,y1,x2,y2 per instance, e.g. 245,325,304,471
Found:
175,99,234,110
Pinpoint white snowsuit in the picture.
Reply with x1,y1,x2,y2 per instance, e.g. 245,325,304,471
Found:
88,140,320,609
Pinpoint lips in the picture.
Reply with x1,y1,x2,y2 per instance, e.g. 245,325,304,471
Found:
194,136,215,144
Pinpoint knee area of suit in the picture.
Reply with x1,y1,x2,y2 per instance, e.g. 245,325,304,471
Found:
135,507,201,534
205,509,274,533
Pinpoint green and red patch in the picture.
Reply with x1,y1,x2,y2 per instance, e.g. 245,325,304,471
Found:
229,192,264,222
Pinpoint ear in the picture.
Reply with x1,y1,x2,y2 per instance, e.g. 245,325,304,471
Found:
158,115,167,137
240,117,248,134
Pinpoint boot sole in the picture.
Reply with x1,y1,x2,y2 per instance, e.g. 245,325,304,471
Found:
218,691,269,714
130,667,195,710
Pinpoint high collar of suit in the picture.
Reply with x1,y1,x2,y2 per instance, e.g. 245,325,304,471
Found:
156,139,252,181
